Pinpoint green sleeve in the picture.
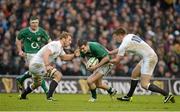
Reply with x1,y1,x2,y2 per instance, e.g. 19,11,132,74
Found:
17,30,24,40
41,28,50,41
90,42,108,58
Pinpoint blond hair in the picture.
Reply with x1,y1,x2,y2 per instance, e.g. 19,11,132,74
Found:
59,31,72,39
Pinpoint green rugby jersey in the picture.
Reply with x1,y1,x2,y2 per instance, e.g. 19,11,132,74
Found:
80,42,110,61
17,27,50,53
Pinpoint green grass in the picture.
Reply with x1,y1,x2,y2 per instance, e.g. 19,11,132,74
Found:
0,93,179,111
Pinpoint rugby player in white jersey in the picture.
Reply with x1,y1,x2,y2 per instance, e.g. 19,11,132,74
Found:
109,28,175,103
20,32,78,101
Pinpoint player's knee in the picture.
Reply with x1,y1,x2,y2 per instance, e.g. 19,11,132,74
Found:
32,80,41,89
132,70,139,78
140,81,149,89
95,83,102,88
87,78,93,85
54,71,62,82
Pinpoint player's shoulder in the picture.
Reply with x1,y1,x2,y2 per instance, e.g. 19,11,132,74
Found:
89,41,101,46
125,34,135,38
39,27,46,32
48,41,61,47
19,27,29,33
123,34,136,41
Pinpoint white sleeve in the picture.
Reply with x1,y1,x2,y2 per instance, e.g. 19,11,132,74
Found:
117,41,127,56
47,44,58,54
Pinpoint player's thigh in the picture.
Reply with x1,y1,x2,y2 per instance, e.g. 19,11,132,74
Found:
95,77,103,86
131,61,141,78
29,63,46,76
141,56,158,76
87,72,103,84
25,53,36,65
96,63,113,76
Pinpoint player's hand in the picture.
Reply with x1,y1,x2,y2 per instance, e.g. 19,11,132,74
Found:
74,48,80,57
87,65,97,71
46,65,54,72
18,50,24,57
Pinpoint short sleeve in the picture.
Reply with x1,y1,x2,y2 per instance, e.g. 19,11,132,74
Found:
41,28,50,42
43,30,50,41
117,41,127,56
17,30,24,40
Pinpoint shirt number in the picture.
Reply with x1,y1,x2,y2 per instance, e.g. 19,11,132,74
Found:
131,35,142,43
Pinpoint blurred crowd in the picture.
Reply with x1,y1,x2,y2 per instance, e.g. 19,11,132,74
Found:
0,0,179,78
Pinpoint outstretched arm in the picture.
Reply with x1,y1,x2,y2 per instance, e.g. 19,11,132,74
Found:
110,55,122,64
60,48,80,61
16,38,24,57
60,54,75,61
109,48,118,55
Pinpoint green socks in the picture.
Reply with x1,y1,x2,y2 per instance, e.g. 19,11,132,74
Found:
16,71,32,84
41,79,48,93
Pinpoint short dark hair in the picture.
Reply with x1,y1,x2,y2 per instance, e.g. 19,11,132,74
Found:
59,31,72,39
112,27,126,35
30,16,39,21
78,39,87,47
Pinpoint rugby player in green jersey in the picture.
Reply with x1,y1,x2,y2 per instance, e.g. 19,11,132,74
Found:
77,40,117,102
16,16,51,95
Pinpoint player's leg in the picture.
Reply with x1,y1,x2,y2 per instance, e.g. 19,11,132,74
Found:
140,75,174,103
46,68,62,101
117,61,141,101
140,56,175,103
95,77,117,97
95,63,117,97
20,75,42,99
16,71,32,92
87,74,98,101
41,79,48,94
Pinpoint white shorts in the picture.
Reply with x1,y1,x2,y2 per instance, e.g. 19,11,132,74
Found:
93,63,113,76
29,62,46,77
139,54,158,75
25,53,36,65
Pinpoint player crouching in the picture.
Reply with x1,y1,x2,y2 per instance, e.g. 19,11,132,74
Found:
77,40,117,102
20,32,78,101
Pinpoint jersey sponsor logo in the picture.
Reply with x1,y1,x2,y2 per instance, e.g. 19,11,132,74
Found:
27,37,31,41
31,42,40,49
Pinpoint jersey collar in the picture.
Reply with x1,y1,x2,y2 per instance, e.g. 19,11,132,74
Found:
29,27,39,33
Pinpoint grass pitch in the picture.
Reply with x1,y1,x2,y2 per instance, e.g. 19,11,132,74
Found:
0,93,179,111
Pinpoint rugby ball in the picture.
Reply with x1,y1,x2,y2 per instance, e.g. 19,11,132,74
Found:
86,57,99,68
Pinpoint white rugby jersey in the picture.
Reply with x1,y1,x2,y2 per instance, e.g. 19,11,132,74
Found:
30,41,65,64
118,34,156,58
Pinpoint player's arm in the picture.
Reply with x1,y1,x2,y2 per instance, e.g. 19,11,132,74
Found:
42,28,52,43
60,54,75,61
60,48,80,61
95,55,110,68
109,48,118,55
42,49,56,72
110,42,126,64
16,31,24,57
42,49,52,66
110,55,122,64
